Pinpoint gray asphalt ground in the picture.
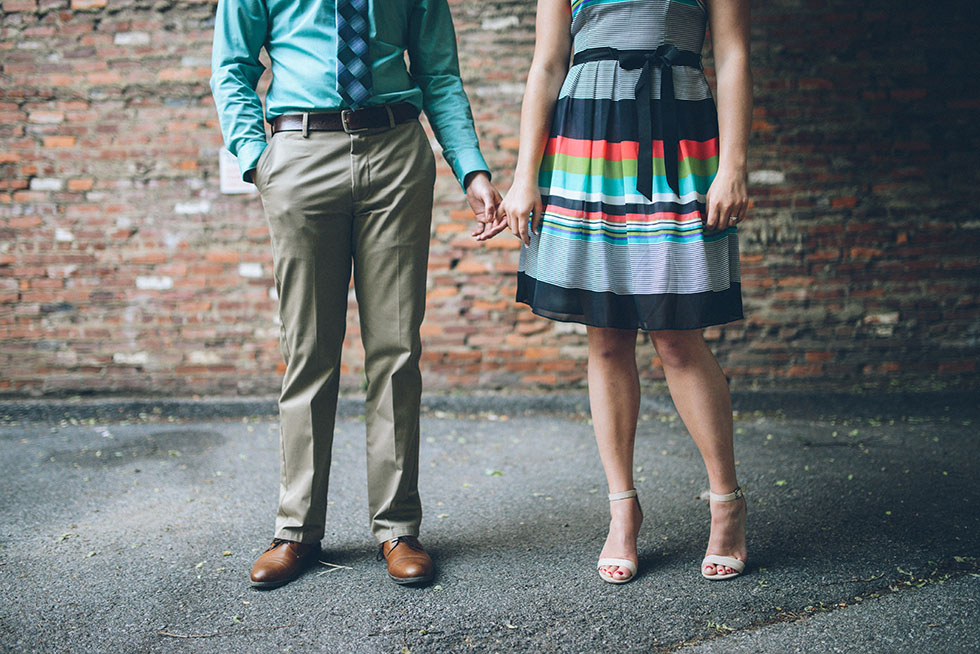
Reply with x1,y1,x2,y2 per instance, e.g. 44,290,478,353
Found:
1,391,978,653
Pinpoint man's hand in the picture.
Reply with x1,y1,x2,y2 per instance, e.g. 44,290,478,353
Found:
465,171,506,241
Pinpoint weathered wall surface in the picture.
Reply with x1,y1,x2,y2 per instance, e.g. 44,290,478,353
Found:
1,0,978,396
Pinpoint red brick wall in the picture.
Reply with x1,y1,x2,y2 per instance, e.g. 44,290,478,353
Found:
1,0,978,396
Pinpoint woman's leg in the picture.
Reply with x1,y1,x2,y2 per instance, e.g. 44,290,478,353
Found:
588,326,644,581
648,329,746,576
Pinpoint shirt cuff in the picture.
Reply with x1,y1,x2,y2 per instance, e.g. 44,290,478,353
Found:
450,147,490,190
236,140,268,182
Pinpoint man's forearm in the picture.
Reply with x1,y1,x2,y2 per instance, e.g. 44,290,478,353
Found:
210,0,269,181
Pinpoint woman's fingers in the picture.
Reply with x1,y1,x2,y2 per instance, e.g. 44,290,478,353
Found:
705,194,721,231
726,198,748,229
518,211,531,246
507,208,520,237
531,198,544,236
502,203,533,246
706,195,749,231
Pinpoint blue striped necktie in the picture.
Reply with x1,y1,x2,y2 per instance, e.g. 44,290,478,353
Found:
336,0,372,109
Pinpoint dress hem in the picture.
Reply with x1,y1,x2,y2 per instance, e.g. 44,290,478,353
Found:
516,272,743,332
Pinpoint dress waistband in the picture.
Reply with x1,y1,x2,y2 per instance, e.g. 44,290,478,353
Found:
572,45,702,200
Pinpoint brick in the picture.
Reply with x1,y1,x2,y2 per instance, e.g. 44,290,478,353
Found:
939,361,976,375
455,259,489,274
178,301,212,313
428,287,458,299
4,0,37,11
798,78,833,90
484,236,521,250
131,252,168,264
86,71,121,85
67,178,94,191
205,251,240,264
436,222,466,234
158,68,198,82
8,216,42,229
524,347,560,360
28,110,64,124
43,136,76,148
521,374,557,386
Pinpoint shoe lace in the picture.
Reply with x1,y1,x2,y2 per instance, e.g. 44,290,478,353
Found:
265,538,290,552
377,536,422,560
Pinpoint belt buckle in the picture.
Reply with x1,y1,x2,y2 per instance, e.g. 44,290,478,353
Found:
341,109,369,134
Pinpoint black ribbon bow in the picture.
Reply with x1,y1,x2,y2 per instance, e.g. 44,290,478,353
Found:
573,44,702,200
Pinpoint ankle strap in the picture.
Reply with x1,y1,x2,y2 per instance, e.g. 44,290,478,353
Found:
608,489,637,501
709,486,744,502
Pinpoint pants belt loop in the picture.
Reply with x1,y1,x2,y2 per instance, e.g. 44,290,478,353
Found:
302,112,310,138
384,105,396,129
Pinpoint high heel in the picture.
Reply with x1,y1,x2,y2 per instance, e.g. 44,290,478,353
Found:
597,489,642,584
700,486,747,581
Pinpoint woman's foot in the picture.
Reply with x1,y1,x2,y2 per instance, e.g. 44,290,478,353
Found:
702,488,747,579
597,491,643,583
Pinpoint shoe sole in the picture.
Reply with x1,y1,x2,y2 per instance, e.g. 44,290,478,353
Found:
701,571,743,581
250,577,296,589
387,571,434,585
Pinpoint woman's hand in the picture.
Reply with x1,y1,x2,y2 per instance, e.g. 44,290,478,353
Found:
706,0,752,232
501,178,543,247
705,168,748,231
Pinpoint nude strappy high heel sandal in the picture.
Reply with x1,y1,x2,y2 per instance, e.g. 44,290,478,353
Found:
701,486,746,581
597,489,642,584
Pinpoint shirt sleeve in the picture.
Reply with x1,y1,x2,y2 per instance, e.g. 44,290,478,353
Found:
406,0,490,189
210,0,269,182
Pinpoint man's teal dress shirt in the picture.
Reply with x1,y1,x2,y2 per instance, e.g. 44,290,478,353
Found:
210,0,489,187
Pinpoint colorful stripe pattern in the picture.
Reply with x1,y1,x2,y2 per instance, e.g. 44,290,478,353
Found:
517,0,742,330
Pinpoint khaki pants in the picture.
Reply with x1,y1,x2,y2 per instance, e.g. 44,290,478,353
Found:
254,119,436,544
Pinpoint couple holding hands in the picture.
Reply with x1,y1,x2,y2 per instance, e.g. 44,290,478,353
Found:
211,0,751,589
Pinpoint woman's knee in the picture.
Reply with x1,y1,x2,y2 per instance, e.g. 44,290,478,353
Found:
649,330,705,368
588,327,637,361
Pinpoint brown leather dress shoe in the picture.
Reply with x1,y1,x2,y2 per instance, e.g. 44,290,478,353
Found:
249,538,320,589
379,536,434,585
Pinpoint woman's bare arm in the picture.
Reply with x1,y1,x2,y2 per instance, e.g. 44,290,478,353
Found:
705,0,752,230
499,0,572,245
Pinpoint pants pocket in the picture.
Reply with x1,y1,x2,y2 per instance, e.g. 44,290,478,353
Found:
253,136,277,190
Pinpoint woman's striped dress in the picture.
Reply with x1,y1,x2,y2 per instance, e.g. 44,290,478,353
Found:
516,0,743,330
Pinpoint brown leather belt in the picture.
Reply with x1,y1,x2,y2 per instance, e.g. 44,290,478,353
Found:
270,102,420,136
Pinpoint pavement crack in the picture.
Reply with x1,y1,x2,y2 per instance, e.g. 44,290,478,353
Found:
156,623,293,639
654,557,979,653
821,572,886,584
